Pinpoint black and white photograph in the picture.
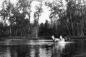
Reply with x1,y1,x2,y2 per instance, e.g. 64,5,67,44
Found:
0,0,86,57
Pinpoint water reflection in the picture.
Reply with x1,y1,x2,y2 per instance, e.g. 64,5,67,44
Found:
0,39,85,57
39,47,52,57
30,46,35,57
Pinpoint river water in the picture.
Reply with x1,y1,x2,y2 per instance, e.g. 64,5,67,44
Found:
0,39,86,57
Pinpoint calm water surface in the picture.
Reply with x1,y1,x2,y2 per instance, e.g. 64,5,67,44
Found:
0,39,86,57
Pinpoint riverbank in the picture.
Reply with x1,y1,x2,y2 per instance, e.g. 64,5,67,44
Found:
0,36,86,42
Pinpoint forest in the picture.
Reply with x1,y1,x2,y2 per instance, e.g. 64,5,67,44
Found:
0,0,86,39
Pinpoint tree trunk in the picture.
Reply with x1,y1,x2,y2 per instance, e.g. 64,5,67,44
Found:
80,19,84,37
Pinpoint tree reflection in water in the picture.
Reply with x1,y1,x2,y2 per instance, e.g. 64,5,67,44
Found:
0,40,72,57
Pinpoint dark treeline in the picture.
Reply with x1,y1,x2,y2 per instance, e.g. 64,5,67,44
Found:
38,20,69,38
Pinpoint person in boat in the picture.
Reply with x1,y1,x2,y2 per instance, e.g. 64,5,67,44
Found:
51,35,65,42
51,35,60,41
60,35,65,41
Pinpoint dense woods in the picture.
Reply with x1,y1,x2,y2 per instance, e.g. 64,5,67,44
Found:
0,0,86,39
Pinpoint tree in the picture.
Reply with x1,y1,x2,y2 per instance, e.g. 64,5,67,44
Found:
44,0,86,37
0,0,32,37
33,3,42,38
66,0,86,36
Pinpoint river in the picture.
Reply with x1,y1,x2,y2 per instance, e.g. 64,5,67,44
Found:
0,39,86,57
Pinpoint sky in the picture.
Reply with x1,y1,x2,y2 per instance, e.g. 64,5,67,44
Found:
0,0,68,24
29,0,67,24
30,1,51,24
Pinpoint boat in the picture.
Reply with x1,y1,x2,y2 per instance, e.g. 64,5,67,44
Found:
51,35,65,42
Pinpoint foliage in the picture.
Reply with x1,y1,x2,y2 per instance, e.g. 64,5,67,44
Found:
0,0,31,37
0,0,86,38
39,0,86,37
